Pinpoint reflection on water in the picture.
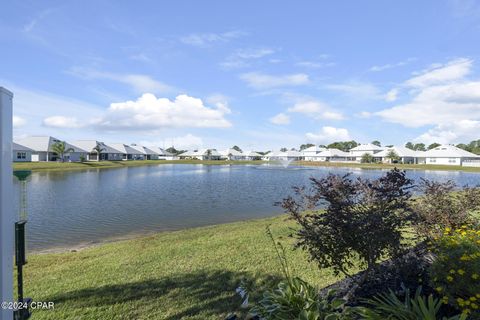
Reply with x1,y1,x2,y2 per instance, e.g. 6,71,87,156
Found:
14,164,480,251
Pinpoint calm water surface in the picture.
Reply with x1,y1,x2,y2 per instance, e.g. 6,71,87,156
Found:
13,164,480,251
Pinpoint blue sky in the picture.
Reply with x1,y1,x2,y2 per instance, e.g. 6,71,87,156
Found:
2,0,480,150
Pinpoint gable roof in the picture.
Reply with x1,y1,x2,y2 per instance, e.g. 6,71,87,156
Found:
13,142,34,152
243,150,262,157
350,143,384,152
302,146,327,153
71,140,123,154
318,148,351,157
375,146,425,158
424,144,480,158
109,143,143,155
15,136,87,153
219,148,244,156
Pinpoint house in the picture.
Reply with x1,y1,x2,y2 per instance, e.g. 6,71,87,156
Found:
130,144,161,160
109,143,145,160
15,136,87,162
149,147,176,160
219,148,245,161
178,149,222,160
349,143,384,162
71,140,124,161
375,146,425,164
423,144,480,166
316,148,354,162
301,145,327,161
243,151,263,161
12,142,33,162
265,150,303,161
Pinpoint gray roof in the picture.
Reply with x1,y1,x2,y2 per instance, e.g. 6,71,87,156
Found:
318,148,351,157
424,145,480,158
13,142,34,152
375,146,425,158
109,143,143,155
15,136,87,153
71,140,123,154
350,143,384,152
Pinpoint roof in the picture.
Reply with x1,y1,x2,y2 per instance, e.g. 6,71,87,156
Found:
302,146,327,153
179,149,221,157
318,148,351,157
243,150,262,157
148,147,173,156
129,144,152,155
375,146,425,158
12,142,34,152
71,140,123,154
424,145,480,158
109,143,143,155
219,148,244,156
269,150,302,157
350,143,384,152
15,136,87,153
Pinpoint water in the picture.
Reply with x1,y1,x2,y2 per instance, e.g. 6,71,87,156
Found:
13,164,480,251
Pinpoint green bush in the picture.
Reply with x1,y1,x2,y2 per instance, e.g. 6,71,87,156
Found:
429,226,480,317
357,287,466,320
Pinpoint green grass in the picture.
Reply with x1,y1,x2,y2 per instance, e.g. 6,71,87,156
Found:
13,159,480,173
13,160,265,172
296,160,480,173
24,215,339,320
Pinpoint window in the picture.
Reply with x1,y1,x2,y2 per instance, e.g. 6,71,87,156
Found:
448,158,456,163
16,152,26,160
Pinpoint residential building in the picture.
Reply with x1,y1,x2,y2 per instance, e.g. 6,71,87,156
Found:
316,148,354,162
15,136,87,162
375,146,426,164
219,148,245,160
301,145,327,161
109,143,145,160
349,143,384,162
424,144,480,166
71,140,124,161
178,149,222,160
12,142,33,162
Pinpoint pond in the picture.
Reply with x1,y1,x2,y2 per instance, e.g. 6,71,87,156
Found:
14,164,480,251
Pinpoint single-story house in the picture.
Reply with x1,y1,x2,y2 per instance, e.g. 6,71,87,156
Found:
301,146,327,161
375,146,426,164
220,148,245,161
423,144,480,166
316,149,354,162
149,147,176,160
178,149,222,160
350,143,384,162
71,140,124,161
109,143,145,160
243,151,263,161
264,150,303,161
15,136,87,162
12,142,33,162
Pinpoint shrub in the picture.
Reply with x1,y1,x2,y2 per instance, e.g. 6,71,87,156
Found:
413,179,480,239
281,168,415,281
360,153,375,163
429,226,480,317
357,286,466,320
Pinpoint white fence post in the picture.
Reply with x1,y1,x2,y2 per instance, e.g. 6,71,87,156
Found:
0,87,14,320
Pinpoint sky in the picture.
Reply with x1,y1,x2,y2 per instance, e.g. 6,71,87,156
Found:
2,0,480,151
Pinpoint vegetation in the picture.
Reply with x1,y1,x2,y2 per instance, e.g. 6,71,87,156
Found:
430,226,480,317
232,145,243,152
405,142,426,151
456,139,480,155
360,153,375,163
51,141,74,162
385,150,400,163
300,143,315,150
92,142,106,161
326,141,358,152
165,146,185,155
428,143,441,150
281,169,415,280
371,140,381,147
280,147,288,152
412,179,480,239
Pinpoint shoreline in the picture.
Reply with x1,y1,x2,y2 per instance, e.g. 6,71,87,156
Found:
14,159,480,173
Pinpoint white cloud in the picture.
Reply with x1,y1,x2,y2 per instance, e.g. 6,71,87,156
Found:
68,67,174,94
356,111,372,118
12,116,26,128
385,88,398,102
240,72,310,89
269,113,290,125
415,120,480,144
306,127,351,144
93,93,232,132
180,30,246,47
369,58,416,72
43,116,83,128
221,48,275,69
143,134,204,150
405,58,472,87
295,61,335,68
287,100,344,120
325,81,382,100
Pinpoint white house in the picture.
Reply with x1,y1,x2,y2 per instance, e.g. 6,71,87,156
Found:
109,143,144,160
71,140,124,161
316,148,353,162
130,144,161,160
15,136,87,162
301,146,327,161
264,150,303,161
219,148,245,161
243,151,263,160
12,142,33,162
349,143,384,162
375,146,426,164
178,149,222,160
149,147,176,160
424,144,480,166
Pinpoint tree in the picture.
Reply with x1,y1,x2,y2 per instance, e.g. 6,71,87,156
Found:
427,142,441,150
360,153,374,163
456,143,469,151
231,145,242,152
300,143,315,150
405,142,414,150
51,141,74,162
385,150,400,163
280,147,288,152
413,143,426,151
281,169,415,280
93,142,106,161
205,149,212,160
327,140,358,152
371,140,381,147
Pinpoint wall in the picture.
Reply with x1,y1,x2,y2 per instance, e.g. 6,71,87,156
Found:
426,157,461,165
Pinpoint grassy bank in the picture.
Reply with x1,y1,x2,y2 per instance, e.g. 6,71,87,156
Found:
13,159,265,172
297,160,480,173
25,215,339,320
13,159,480,173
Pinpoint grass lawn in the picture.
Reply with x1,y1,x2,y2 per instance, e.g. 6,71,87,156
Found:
13,160,265,172
24,215,339,320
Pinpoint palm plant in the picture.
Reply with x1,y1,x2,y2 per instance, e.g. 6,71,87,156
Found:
51,141,74,162
386,150,400,163
93,142,106,161
205,149,212,161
